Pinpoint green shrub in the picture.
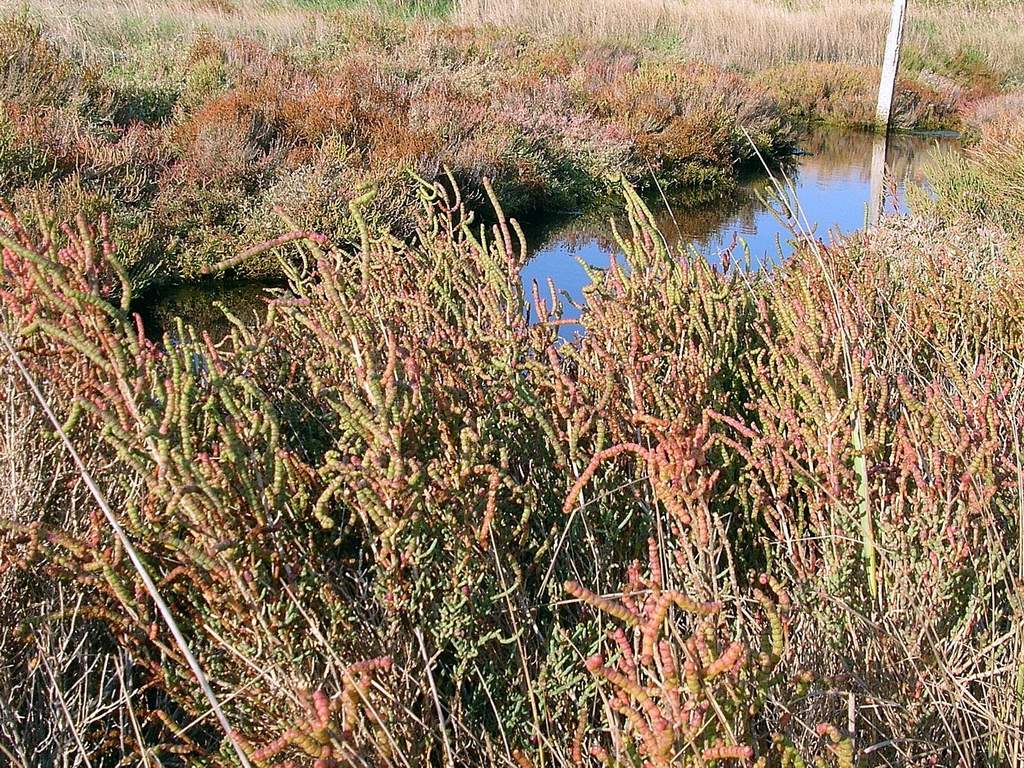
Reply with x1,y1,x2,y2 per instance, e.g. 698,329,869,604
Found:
2,174,1022,765
915,118,1024,237
757,61,963,130
0,14,86,110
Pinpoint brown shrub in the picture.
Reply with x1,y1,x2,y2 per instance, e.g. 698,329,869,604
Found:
758,61,964,130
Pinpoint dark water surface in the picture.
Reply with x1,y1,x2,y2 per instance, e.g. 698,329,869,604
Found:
141,128,958,337
138,280,279,344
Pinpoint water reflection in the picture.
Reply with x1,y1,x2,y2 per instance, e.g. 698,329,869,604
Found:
868,131,888,227
140,128,958,340
521,127,958,316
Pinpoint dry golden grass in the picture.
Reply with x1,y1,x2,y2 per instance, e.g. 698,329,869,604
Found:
9,0,1024,95
457,0,1024,78
0,0,339,60
13,0,1024,81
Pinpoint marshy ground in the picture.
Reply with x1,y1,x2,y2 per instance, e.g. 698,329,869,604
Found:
1,2,1023,767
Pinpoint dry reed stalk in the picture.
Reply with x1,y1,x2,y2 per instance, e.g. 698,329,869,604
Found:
456,0,1024,78
0,330,254,768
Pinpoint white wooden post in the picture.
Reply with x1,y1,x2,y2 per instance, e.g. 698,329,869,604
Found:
870,0,907,225
876,0,908,131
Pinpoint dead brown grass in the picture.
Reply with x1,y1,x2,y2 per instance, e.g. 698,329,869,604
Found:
456,0,1024,80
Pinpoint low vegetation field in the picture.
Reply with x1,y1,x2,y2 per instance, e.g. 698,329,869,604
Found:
0,0,1008,288
457,0,1024,80
1,2,1023,767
